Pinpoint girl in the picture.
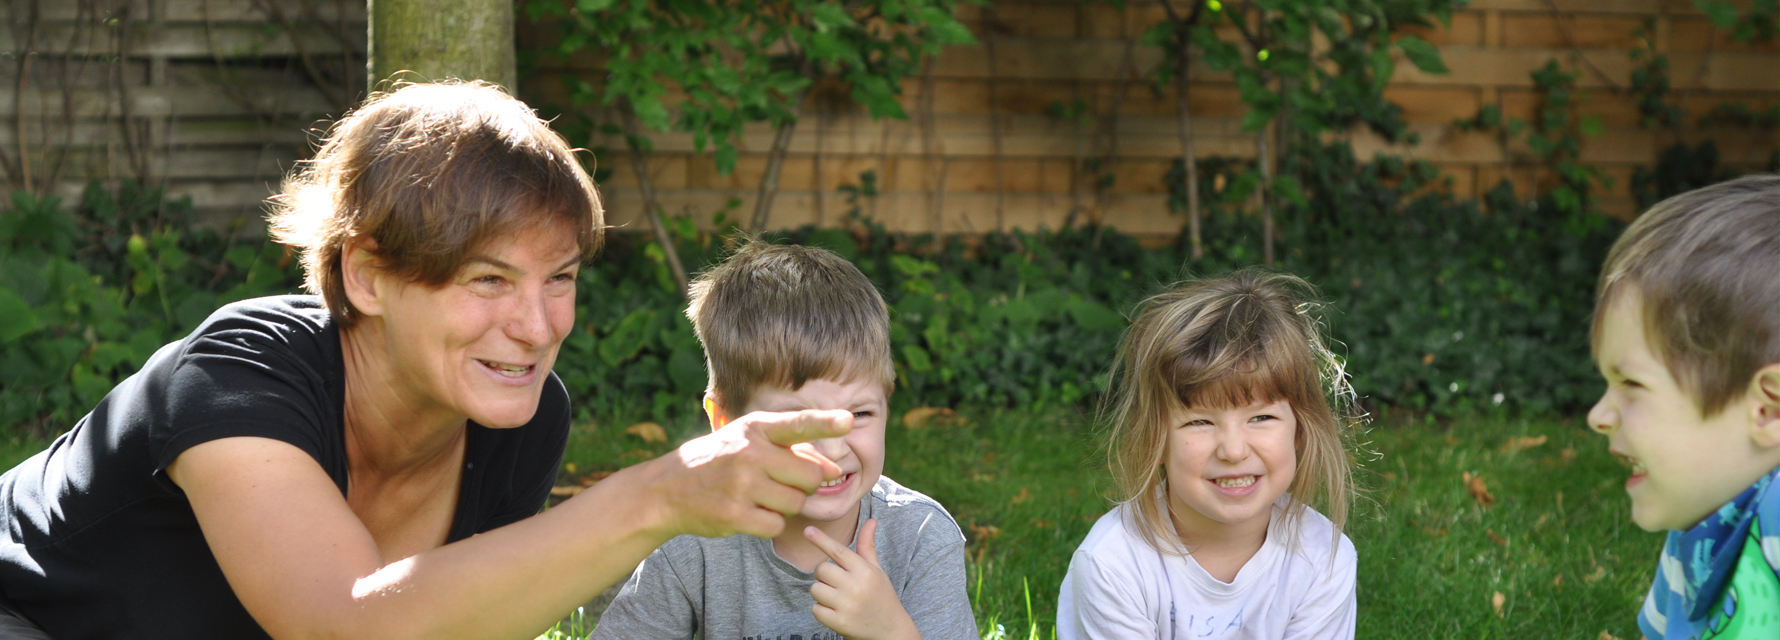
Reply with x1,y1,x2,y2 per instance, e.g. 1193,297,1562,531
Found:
1058,269,1359,640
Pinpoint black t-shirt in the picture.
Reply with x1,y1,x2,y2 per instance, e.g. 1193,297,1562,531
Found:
0,296,570,639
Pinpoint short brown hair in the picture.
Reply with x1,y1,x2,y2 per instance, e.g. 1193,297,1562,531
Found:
1104,269,1358,554
686,240,894,414
1593,173,1780,417
268,81,603,327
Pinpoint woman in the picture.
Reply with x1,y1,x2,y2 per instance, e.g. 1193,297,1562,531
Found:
0,82,848,639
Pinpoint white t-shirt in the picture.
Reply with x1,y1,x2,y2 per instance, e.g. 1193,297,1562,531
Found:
1057,498,1356,640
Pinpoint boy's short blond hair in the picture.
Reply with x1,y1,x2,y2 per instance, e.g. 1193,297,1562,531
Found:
1593,173,1780,418
1104,269,1357,554
686,241,894,415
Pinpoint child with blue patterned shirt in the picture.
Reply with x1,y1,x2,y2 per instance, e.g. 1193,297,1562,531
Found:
1586,174,1780,639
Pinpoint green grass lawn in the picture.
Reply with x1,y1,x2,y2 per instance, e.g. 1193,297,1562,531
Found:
1,408,1661,639
552,407,1663,639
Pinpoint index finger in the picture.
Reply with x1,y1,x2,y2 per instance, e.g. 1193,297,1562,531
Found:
759,409,853,447
803,525,862,571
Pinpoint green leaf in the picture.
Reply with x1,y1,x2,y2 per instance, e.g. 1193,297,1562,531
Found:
599,308,657,367
1369,47,1395,92
929,18,976,46
1063,297,1124,332
810,3,854,30
668,348,707,395
0,289,42,344
1396,35,1449,74
1696,1,1739,28
1241,104,1277,131
715,144,739,176
576,0,614,13
629,96,672,132
902,344,933,372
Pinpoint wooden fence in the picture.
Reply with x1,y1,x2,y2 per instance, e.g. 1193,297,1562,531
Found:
6,0,1779,236
0,0,363,232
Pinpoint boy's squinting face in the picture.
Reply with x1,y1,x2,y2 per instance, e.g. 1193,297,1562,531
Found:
738,377,887,524
1165,398,1298,543
1588,289,1769,531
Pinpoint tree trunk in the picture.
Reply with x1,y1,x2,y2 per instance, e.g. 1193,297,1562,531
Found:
368,0,515,90
748,116,799,234
620,104,690,298
1176,30,1201,259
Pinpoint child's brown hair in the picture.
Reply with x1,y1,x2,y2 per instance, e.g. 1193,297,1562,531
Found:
685,240,894,415
1104,268,1358,553
1592,173,1780,417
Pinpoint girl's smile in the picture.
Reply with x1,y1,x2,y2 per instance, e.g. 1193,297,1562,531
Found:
1166,399,1298,546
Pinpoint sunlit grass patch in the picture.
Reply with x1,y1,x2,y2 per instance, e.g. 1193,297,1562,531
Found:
547,408,1666,639
1352,413,1661,638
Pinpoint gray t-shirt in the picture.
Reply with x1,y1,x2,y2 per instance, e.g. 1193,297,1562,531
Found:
592,476,977,640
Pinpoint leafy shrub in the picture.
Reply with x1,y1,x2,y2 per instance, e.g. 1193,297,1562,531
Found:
2,162,1623,435
0,184,302,433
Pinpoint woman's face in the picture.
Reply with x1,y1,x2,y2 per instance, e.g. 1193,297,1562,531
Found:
368,220,581,429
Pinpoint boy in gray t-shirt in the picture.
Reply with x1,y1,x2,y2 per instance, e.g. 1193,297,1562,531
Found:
591,242,976,640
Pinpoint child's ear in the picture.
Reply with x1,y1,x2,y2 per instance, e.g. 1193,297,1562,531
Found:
1748,365,1780,449
703,392,729,431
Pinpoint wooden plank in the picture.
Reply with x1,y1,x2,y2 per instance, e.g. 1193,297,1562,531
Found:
165,179,282,211
0,117,309,146
0,23,357,59
0,84,337,119
582,111,1264,159
963,3,1082,39
1670,15,1780,52
1498,88,1644,127
163,148,299,179
28,0,150,22
1466,0,1667,13
1400,11,1486,47
164,0,366,23
596,186,1182,235
1501,14,1645,49
31,0,364,23
1385,87,1485,122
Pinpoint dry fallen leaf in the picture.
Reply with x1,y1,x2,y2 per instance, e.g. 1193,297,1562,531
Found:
549,485,586,498
1031,519,1054,529
1010,488,1033,505
1487,529,1509,546
1584,565,1606,583
625,422,668,444
903,407,955,429
1491,591,1505,618
1499,435,1549,454
1597,630,1624,640
1463,472,1497,508
1422,353,1436,365
1553,573,1565,589
968,523,1002,542
1560,447,1577,463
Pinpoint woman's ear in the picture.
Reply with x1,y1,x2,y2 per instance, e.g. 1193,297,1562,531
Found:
1748,365,1780,449
341,237,388,319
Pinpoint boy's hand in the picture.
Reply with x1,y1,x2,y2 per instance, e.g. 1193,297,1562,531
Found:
807,519,921,640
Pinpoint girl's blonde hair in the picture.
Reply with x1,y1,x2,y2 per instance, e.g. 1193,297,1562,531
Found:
1103,268,1358,554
